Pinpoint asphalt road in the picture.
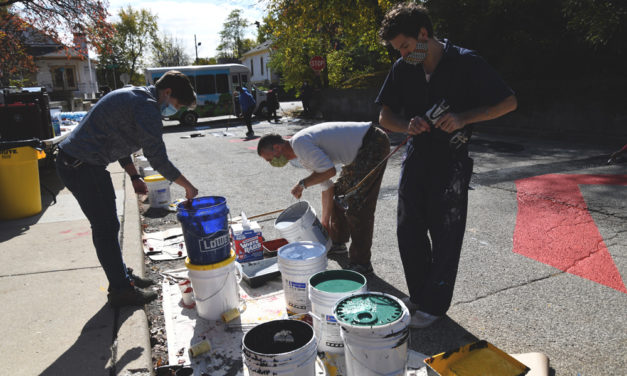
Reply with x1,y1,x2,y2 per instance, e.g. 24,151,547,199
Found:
156,108,626,375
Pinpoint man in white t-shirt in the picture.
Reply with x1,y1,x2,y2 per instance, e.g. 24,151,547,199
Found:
257,122,390,274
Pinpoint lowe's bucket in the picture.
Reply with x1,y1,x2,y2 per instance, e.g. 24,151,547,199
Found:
333,292,410,376
275,201,332,251
177,196,230,265
243,319,317,376
277,241,327,315
309,270,367,353
185,250,240,321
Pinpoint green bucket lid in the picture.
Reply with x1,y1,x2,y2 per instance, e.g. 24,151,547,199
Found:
334,293,403,326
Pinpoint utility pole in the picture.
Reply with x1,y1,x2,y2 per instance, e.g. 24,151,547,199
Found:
194,34,201,63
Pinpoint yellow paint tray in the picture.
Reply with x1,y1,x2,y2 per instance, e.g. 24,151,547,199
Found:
424,340,530,376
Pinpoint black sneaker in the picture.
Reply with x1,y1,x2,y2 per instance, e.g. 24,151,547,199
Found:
346,262,374,275
327,242,348,255
246,131,255,138
127,267,155,288
108,286,158,307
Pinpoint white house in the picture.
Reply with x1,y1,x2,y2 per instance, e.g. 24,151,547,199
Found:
240,40,278,85
25,30,98,99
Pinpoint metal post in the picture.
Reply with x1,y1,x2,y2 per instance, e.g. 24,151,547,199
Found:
194,34,199,62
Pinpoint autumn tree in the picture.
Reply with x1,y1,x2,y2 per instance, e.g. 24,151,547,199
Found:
152,33,191,67
0,0,113,86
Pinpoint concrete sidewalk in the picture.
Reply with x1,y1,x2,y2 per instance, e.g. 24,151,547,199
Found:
0,162,153,376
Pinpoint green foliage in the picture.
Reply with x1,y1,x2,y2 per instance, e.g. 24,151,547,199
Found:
152,33,191,67
563,0,626,53
194,57,217,65
216,9,250,58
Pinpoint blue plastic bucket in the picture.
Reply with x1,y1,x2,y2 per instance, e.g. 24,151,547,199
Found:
177,196,230,265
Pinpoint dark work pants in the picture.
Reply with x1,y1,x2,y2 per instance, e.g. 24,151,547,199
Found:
56,150,132,291
330,126,390,265
243,107,254,133
397,141,473,316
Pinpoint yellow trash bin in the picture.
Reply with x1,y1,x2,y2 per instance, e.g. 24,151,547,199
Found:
0,146,46,220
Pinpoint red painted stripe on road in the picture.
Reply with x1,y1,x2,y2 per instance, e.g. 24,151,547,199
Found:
514,174,627,293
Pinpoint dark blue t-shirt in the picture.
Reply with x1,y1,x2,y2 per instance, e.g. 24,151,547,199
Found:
376,39,513,138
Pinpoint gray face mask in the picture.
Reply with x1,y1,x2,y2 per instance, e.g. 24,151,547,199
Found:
403,41,428,65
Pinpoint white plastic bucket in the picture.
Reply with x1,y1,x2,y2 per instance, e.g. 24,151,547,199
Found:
333,292,410,376
309,270,367,353
185,250,240,321
275,201,332,250
277,241,327,315
243,319,317,376
145,174,171,209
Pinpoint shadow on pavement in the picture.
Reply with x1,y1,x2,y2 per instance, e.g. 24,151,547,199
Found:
40,304,140,376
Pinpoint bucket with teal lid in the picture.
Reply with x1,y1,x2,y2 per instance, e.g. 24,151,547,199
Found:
308,270,367,353
177,196,230,265
333,292,410,376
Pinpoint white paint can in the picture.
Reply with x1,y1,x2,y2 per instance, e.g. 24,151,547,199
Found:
277,241,327,315
274,201,332,251
242,319,317,376
185,250,240,321
144,174,171,209
308,269,367,353
333,292,410,376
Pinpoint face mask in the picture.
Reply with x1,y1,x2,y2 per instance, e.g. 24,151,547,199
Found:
403,41,428,66
270,155,289,168
160,95,178,116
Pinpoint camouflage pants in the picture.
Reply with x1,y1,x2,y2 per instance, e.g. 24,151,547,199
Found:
330,126,390,265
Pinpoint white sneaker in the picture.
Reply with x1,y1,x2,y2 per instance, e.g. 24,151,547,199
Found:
401,296,420,311
408,310,441,329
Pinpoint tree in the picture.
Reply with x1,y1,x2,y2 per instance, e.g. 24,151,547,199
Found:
95,6,159,86
193,57,217,65
0,0,113,85
152,33,191,67
216,9,249,59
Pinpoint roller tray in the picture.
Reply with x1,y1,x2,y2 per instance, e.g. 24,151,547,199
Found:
239,256,281,288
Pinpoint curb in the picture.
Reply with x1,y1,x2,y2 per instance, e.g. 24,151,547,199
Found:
115,173,154,376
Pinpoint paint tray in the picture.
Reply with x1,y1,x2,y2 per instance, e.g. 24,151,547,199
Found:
424,340,530,376
262,238,288,257
240,256,281,288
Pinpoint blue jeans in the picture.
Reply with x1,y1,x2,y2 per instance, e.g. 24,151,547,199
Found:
56,149,132,291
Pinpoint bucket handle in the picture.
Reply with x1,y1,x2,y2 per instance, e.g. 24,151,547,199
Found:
194,270,232,302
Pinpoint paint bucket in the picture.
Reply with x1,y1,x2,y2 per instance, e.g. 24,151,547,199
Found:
277,241,327,315
274,201,332,250
333,292,410,376
177,196,230,265
145,174,171,209
242,319,317,376
308,270,367,353
185,250,240,321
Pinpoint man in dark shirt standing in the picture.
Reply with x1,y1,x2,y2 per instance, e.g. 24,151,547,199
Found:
56,71,199,307
376,3,517,328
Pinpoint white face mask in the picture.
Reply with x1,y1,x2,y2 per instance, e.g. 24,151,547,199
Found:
160,94,177,116
403,41,428,65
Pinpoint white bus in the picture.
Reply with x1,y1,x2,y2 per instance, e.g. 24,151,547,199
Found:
144,64,268,126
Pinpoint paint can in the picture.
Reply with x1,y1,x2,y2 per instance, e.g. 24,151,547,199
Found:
181,286,195,309
308,270,367,353
145,174,171,209
242,319,317,376
185,250,240,321
278,241,327,315
333,292,410,376
274,201,332,251
177,196,230,265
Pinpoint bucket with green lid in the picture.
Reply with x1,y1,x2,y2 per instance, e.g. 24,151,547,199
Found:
332,292,410,376
308,269,367,353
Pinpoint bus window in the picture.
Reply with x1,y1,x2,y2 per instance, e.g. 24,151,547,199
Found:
232,75,239,85
196,74,216,95
241,74,248,84
216,74,229,93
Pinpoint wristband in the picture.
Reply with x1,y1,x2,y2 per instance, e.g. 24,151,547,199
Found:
298,179,306,189
130,174,142,181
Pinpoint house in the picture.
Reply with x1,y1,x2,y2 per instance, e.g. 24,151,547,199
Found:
240,40,278,85
24,29,98,101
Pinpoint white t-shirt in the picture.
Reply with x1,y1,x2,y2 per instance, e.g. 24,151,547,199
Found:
289,122,371,190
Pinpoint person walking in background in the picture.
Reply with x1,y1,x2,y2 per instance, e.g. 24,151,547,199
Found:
56,71,200,307
257,122,390,274
376,3,517,328
266,86,280,123
236,85,256,137
301,80,313,115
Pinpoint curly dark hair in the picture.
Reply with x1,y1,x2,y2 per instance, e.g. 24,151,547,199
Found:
379,2,433,42
257,133,287,155
155,70,196,107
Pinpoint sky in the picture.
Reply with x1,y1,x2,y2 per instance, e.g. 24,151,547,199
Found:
106,0,265,62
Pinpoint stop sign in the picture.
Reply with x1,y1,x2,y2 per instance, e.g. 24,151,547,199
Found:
309,56,326,71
